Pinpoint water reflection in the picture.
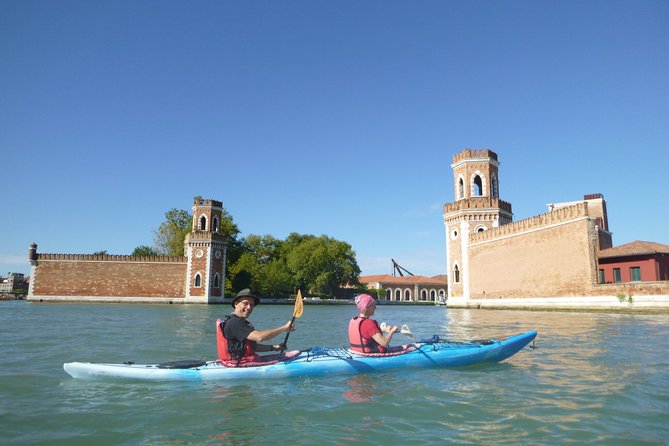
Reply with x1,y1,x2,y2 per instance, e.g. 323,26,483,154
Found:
342,374,384,403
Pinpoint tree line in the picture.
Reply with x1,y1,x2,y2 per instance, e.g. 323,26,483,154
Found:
130,205,365,298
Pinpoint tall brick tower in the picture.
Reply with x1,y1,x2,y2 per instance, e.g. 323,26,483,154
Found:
443,149,513,299
184,198,227,302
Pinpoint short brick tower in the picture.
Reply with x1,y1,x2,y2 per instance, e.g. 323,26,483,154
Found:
443,149,513,299
184,198,227,302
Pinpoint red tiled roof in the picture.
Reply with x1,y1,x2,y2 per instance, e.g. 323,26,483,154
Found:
598,240,669,259
359,274,447,285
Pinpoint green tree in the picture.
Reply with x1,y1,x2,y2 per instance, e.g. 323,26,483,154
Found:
262,258,294,297
228,234,291,297
230,269,253,292
285,235,360,297
132,245,159,256
242,234,283,263
153,208,191,256
92,250,108,255
215,208,243,275
228,252,262,291
371,287,386,300
219,207,241,241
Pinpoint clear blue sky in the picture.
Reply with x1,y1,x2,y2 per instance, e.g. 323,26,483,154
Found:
1,1,668,278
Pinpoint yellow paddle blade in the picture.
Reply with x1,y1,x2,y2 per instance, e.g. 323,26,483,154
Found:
293,289,304,318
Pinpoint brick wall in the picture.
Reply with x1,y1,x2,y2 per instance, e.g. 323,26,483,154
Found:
32,257,187,298
468,217,597,298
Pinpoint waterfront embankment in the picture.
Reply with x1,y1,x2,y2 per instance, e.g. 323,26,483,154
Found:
447,294,669,313
23,293,669,313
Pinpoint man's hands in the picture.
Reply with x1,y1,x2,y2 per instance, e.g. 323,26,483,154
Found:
283,320,295,332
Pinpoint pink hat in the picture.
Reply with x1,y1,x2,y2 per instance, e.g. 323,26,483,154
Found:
355,294,375,312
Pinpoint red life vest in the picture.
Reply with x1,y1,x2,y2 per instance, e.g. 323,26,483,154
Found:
348,317,386,353
216,317,256,361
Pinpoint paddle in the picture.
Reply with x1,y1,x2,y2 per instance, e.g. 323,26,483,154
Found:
279,289,304,354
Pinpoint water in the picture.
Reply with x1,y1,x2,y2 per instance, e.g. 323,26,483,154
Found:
1,301,668,445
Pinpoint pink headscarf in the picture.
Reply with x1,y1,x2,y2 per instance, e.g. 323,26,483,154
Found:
355,294,375,313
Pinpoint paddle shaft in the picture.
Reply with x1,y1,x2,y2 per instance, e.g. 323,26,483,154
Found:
279,315,296,355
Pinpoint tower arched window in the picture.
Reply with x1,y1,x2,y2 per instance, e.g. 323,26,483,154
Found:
492,174,499,198
194,273,202,287
212,217,219,233
199,215,207,231
473,175,483,196
458,178,464,199
213,273,220,288
453,265,460,283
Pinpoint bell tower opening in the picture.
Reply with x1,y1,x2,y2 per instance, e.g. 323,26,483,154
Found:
473,175,483,196
492,173,499,198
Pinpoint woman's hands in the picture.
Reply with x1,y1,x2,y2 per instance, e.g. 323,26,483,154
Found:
380,322,398,334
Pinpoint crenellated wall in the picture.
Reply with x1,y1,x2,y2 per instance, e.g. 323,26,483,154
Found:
36,253,186,263
452,148,498,164
443,197,512,216
470,202,590,244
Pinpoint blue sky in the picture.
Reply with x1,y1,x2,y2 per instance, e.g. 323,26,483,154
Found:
1,1,668,278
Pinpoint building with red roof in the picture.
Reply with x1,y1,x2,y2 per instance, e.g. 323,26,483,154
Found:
598,241,669,283
359,274,447,303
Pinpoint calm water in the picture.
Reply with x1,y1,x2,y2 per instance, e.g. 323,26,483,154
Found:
1,300,668,445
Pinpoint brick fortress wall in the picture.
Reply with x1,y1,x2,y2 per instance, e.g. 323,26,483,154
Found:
31,253,187,298
464,202,669,298
466,203,598,298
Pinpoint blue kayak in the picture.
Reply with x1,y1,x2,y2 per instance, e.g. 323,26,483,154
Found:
63,330,537,381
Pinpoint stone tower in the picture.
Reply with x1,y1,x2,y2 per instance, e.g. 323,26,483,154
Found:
443,149,513,299
184,198,227,302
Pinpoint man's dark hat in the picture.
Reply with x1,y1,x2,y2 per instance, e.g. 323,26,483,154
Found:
231,288,260,308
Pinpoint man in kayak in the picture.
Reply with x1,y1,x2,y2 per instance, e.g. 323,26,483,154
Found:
349,293,399,354
220,289,295,363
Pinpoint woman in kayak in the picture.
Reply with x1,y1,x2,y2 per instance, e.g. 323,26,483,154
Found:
219,289,294,363
349,293,399,354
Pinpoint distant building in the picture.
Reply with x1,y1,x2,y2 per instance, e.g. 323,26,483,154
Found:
598,241,669,283
359,274,447,303
0,273,28,294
